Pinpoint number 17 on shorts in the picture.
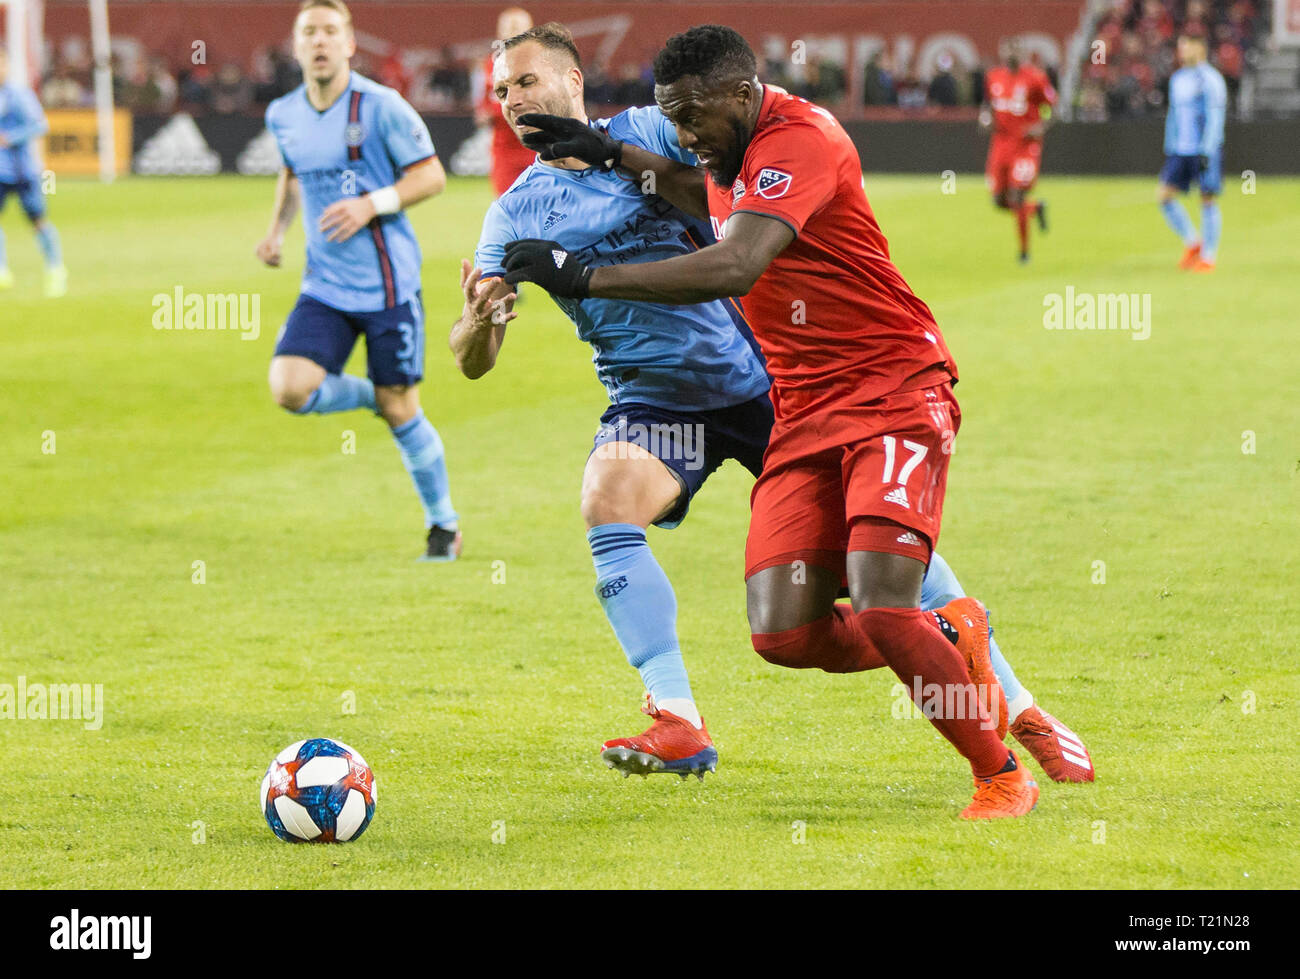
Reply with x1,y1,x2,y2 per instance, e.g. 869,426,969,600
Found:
843,385,959,563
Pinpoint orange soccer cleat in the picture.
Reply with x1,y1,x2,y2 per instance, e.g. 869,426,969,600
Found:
1189,258,1216,273
933,597,1008,739
601,694,717,780
1010,705,1095,783
961,750,1039,820
1178,242,1202,269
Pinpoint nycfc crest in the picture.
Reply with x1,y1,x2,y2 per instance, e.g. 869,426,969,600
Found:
344,123,365,147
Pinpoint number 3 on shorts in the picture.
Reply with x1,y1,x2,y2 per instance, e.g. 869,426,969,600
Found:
880,435,928,486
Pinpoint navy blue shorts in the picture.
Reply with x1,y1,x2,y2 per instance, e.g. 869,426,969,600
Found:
273,292,425,387
1160,152,1222,195
590,394,774,529
0,179,47,220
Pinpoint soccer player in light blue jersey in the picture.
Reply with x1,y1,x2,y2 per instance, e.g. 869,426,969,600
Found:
452,23,1093,783
256,0,461,560
1158,30,1226,273
0,47,67,297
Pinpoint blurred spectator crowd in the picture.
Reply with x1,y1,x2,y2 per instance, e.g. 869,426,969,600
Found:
34,1,1268,122
1075,0,1265,119
38,45,474,115
36,43,658,117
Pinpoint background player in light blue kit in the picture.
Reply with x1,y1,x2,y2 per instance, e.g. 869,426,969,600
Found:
256,0,461,560
1158,30,1226,273
0,47,67,297
450,23,1094,783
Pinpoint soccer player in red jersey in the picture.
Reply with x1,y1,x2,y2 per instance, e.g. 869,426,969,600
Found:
980,39,1056,263
477,7,538,196
503,26,1039,818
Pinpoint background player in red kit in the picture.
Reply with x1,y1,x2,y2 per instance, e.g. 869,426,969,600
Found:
476,7,537,196
503,25,1038,820
980,39,1056,263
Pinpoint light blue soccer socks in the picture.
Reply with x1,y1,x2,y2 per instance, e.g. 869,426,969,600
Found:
35,222,63,267
391,410,457,529
1201,200,1222,262
1159,198,1198,246
295,372,376,415
922,551,1031,719
588,523,696,709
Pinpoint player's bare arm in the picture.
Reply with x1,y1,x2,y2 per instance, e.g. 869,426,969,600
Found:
1025,102,1051,142
320,156,447,244
588,211,789,300
449,260,517,379
503,211,792,304
256,166,300,267
617,142,709,219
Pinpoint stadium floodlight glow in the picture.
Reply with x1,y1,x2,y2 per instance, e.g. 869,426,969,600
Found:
1,0,116,182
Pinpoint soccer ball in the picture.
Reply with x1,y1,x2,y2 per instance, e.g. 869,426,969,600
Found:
259,738,377,843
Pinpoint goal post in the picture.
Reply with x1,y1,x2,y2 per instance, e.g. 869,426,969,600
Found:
2,0,117,182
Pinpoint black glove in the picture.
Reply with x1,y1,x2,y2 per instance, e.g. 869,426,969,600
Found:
1198,154,1210,174
517,113,623,171
503,239,593,298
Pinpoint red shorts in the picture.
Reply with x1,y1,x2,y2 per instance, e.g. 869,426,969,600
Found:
985,138,1042,195
745,383,960,579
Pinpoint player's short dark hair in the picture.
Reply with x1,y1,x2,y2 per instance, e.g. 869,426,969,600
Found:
653,25,757,89
502,22,582,70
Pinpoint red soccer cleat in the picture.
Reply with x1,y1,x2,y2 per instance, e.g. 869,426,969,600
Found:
601,694,717,780
1010,705,1095,782
934,598,1008,740
961,750,1039,820
1178,242,1202,269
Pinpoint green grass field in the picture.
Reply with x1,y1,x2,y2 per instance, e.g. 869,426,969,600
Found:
1,172,1296,889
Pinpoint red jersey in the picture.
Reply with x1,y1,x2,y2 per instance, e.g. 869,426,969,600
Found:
705,85,956,424
985,64,1056,144
479,54,537,195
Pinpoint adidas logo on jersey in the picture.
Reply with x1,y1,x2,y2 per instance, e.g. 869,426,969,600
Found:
551,249,569,269
884,486,910,508
895,531,923,547
543,210,568,232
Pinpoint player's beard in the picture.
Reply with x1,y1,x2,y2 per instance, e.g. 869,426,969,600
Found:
706,118,752,190
513,93,576,144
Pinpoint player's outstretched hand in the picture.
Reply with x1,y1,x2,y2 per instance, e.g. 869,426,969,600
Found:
319,196,378,243
460,259,518,328
516,113,622,171
255,234,283,267
503,239,593,299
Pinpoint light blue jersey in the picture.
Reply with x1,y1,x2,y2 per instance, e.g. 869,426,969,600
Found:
1165,62,1226,156
0,82,48,184
266,72,434,312
475,106,769,412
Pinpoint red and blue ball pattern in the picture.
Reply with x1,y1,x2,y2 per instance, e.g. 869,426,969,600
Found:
260,738,376,843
